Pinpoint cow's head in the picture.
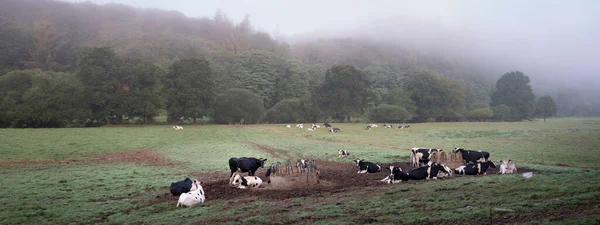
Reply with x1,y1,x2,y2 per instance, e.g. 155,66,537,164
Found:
257,158,267,168
230,174,248,187
436,164,452,177
354,159,363,167
190,179,203,191
453,148,465,153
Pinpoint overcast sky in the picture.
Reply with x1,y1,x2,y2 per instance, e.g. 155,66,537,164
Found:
63,0,599,88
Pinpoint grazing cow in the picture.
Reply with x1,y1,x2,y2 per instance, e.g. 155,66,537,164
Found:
365,125,372,130
410,148,444,167
172,125,183,130
230,174,263,189
286,125,291,128
177,180,205,207
354,159,382,173
453,148,490,164
296,124,303,129
454,161,497,175
228,157,267,178
499,160,517,174
170,177,199,196
381,166,407,184
338,149,350,158
323,123,332,128
329,128,341,133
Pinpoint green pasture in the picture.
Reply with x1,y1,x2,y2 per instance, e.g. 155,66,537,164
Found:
1,118,599,224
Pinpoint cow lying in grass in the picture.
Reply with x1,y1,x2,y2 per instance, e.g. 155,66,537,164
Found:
354,159,381,173
177,180,205,207
454,161,497,175
170,177,198,196
338,149,350,158
381,163,451,183
499,160,517,174
230,174,263,189
172,125,183,130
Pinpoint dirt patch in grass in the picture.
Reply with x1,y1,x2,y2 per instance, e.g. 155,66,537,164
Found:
0,149,177,167
246,141,294,159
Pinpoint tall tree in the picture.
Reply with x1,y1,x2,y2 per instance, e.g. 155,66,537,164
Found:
0,13,31,75
535,95,557,122
232,50,278,107
165,57,215,123
403,71,466,121
116,58,164,124
315,65,371,121
212,88,264,124
23,16,64,71
490,71,536,120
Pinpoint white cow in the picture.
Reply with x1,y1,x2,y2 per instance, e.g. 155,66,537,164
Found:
230,174,263,189
177,180,205,207
286,125,291,128
296,124,304,129
172,125,184,130
499,160,517,174
370,124,378,128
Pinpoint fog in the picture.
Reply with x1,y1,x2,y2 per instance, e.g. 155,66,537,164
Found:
66,0,599,92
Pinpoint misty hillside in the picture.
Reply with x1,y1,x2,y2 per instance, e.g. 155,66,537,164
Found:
0,0,598,125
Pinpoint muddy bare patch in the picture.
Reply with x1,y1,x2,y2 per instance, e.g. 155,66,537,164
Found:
0,149,177,167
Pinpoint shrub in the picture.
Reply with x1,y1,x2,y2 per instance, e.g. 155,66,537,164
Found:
368,104,412,123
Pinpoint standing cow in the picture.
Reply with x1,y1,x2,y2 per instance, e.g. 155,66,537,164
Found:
228,157,268,178
354,159,382,173
170,177,199,196
453,148,490,164
454,161,497,175
410,148,443,167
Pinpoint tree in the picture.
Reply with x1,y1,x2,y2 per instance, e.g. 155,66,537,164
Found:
490,71,536,120
264,99,305,123
403,70,466,121
212,88,264,124
492,104,512,121
0,14,31,75
165,57,215,123
535,95,557,122
383,88,417,116
467,108,494,121
231,50,278,107
116,58,164,124
315,65,371,121
368,104,412,123
23,16,65,71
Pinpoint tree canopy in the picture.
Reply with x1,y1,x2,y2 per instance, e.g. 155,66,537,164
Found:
491,71,536,120
535,95,557,122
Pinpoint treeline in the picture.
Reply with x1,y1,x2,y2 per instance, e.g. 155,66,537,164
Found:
0,0,580,127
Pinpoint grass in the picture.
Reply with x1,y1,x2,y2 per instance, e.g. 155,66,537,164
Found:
1,118,599,224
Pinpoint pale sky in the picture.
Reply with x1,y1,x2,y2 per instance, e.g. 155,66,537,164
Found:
62,0,600,88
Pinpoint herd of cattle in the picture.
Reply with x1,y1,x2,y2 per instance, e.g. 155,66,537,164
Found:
168,147,518,207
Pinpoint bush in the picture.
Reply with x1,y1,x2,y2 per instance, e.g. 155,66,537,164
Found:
265,99,305,123
368,104,412,123
492,104,512,121
467,108,494,121
212,88,265,124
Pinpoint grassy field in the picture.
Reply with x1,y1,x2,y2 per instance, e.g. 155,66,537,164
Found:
1,118,599,224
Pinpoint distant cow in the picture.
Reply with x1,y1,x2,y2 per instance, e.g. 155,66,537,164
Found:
454,161,497,175
338,149,350,158
177,180,205,207
172,125,183,130
329,128,341,133
453,148,490,164
410,148,443,167
230,174,263,189
286,125,291,128
296,124,303,129
499,160,517,174
383,124,393,128
355,159,382,173
170,177,199,196
323,123,332,128
365,125,372,130
228,157,267,178
370,124,378,128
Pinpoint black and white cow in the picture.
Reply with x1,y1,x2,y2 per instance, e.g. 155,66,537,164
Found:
453,148,490,164
230,174,263,189
410,148,443,167
454,161,497,175
381,166,407,184
354,159,382,173
329,127,341,133
323,123,332,128
296,159,307,173
405,163,451,180
338,149,350,158
170,177,198,196
228,157,268,178
365,125,372,130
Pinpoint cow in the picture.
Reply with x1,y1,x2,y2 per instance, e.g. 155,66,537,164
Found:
329,128,341,133
454,161,497,175
172,125,183,130
354,159,382,173
384,163,450,182
230,174,263,189
383,124,393,128
177,180,205,207
436,164,453,178
381,166,407,184
296,159,307,173
228,157,267,179
338,149,350,158
365,125,372,130
296,124,303,129
453,148,490,164
410,148,443,167
170,177,199,196
370,124,378,128
286,125,291,128
499,159,517,174
308,127,316,131
323,123,332,128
